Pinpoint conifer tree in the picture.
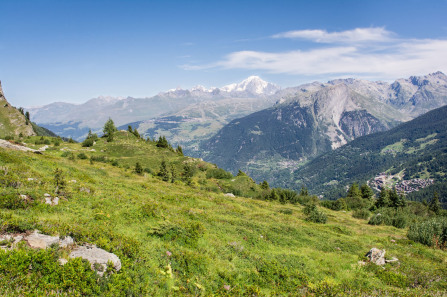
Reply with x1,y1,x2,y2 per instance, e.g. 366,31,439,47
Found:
347,183,362,198
260,180,270,190
170,164,177,183
159,160,170,182
103,118,117,142
376,188,390,208
300,186,309,196
360,184,374,200
429,192,441,215
135,162,143,175
176,145,183,156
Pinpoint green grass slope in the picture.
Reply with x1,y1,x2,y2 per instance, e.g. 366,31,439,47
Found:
0,132,446,296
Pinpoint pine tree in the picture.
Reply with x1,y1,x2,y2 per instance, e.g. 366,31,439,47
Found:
103,118,117,142
54,168,66,195
360,184,374,200
376,188,390,208
182,163,194,185
170,164,177,183
156,136,169,148
237,170,247,177
158,160,170,182
133,128,140,139
135,162,143,175
429,192,441,215
347,183,362,198
389,188,406,208
176,145,183,156
300,186,309,196
260,180,270,190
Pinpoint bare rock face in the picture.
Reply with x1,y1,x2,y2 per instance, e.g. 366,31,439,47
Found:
365,248,386,265
25,230,74,249
69,244,121,276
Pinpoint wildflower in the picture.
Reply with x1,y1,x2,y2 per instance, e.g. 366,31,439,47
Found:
166,250,172,257
224,285,231,291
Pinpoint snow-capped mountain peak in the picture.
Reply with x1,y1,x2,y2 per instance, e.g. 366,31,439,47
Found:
221,76,280,95
160,76,280,98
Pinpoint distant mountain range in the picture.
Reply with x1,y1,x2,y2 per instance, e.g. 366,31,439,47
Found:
199,72,447,185
27,76,280,141
26,72,447,193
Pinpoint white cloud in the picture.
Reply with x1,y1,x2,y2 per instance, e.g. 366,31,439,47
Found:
272,27,393,43
182,28,447,80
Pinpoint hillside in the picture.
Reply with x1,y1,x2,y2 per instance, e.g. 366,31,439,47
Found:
0,130,446,295
291,104,447,206
0,81,36,138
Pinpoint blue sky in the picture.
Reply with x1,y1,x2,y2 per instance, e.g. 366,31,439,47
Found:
1,0,447,106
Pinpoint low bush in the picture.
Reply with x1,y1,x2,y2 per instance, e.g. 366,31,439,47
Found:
304,204,327,224
77,153,88,159
407,217,447,248
206,168,233,179
352,208,370,220
82,138,94,147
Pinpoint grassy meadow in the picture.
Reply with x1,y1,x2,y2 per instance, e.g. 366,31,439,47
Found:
0,132,445,296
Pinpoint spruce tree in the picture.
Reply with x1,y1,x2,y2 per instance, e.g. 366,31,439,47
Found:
260,180,270,190
159,160,170,182
300,186,309,196
360,184,374,200
135,162,143,175
176,145,183,156
170,164,177,183
103,118,117,142
376,188,390,208
429,192,441,215
347,183,362,198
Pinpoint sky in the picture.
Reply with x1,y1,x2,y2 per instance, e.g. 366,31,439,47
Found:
1,0,447,107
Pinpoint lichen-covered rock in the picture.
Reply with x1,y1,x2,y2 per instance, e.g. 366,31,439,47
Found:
365,248,386,265
25,230,73,249
69,244,121,276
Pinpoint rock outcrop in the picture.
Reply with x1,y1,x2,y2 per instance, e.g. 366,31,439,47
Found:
69,244,122,275
25,230,74,249
0,230,121,276
365,248,386,265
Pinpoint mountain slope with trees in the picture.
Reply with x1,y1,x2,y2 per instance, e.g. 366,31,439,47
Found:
291,104,447,207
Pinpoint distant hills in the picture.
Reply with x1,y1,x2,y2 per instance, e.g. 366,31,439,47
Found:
200,72,447,185
27,76,280,142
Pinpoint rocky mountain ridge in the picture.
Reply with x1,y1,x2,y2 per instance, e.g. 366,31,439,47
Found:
199,72,447,186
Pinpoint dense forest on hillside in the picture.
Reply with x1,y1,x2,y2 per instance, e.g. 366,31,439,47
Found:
292,105,447,207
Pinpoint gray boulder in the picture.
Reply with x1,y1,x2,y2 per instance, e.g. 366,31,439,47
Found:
365,248,386,265
69,244,121,276
25,230,73,249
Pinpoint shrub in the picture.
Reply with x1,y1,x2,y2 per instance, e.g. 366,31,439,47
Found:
82,138,94,147
304,204,327,224
407,217,447,248
206,168,233,179
77,153,88,159
0,193,27,209
134,162,143,175
90,155,107,163
352,208,370,220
